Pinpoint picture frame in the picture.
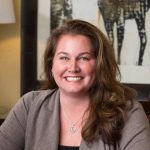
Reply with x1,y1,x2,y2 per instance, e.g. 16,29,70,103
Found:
21,0,150,101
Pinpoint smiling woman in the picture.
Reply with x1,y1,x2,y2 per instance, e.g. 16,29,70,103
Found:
51,34,96,96
2,19,149,150
21,0,150,100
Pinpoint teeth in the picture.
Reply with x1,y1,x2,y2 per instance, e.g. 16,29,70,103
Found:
66,77,82,81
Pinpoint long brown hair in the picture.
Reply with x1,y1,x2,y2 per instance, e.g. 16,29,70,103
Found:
42,20,136,145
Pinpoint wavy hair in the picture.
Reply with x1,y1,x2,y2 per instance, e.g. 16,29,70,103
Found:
42,20,136,145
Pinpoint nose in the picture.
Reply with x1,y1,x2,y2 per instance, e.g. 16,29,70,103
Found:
68,59,80,73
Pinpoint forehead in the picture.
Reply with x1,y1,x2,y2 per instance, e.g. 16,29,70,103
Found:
57,34,91,43
55,34,93,54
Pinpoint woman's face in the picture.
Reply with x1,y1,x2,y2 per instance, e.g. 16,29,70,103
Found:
52,34,96,96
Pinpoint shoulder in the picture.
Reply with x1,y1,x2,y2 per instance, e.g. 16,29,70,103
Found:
0,89,60,149
120,100,150,149
126,100,149,125
10,89,59,117
22,89,58,101
124,100,150,132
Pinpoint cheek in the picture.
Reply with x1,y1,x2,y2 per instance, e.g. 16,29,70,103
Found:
51,61,59,76
83,63,96,76
88,66,96,85
52,62,67,76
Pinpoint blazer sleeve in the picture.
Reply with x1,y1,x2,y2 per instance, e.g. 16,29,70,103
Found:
0,91,35,150
120,101,150,150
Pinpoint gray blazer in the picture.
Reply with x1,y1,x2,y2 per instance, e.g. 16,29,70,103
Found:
0,89,150,150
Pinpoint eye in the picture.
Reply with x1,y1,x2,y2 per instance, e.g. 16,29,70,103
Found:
79,56,90,61
59,56,69,61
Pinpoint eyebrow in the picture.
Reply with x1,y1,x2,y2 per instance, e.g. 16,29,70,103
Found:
56,52,69,55
56,51,94,56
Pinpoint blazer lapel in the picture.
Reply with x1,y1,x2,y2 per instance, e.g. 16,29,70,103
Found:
46,90,60,150
25,89,60,150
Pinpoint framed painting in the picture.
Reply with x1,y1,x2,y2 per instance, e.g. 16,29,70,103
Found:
21,0,150,101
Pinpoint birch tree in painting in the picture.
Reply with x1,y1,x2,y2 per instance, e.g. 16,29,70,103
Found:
51,0,72,30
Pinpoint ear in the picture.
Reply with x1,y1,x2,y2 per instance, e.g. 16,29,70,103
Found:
50,68,54,79
51,69,54,76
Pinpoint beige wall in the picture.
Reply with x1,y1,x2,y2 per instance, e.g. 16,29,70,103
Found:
0,0,20,118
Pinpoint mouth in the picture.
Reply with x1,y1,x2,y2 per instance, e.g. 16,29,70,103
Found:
65,76,83,81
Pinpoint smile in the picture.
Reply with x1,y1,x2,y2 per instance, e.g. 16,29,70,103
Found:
65,77,83,81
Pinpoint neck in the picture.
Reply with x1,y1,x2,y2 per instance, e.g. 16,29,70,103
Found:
59,91,90,123
59,91,90,142
60,91,90,110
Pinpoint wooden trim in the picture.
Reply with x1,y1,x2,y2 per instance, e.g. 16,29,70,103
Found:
21,0,38,95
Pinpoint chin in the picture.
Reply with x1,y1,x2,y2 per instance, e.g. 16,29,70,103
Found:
61,88,89,96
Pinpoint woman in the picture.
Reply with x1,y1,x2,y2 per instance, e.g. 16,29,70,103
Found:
0,20,150,150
